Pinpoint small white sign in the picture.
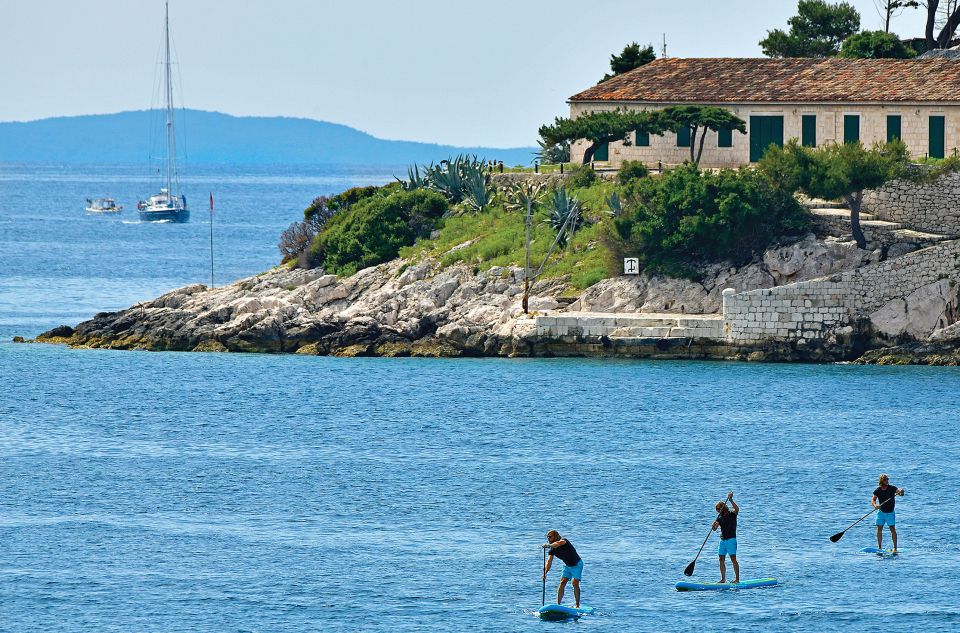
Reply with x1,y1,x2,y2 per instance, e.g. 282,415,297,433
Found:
623,258,639,275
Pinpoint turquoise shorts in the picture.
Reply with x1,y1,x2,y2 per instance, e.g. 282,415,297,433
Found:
718,538,737,556
561,560,583,580
876,511,895,526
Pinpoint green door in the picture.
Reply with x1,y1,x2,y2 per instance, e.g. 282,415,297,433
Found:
749,116,784,162
801,115,816,147
887,115,902,143
844,115,860,144
593,142,609,161
930,115,945,159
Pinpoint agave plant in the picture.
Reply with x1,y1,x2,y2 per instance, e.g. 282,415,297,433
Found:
462,167,491,212
544,186,583,248
535,139,571,165
397,163,428,191
604,191,623,217
428,158,467,202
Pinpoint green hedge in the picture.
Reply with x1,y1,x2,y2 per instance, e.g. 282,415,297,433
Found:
606,163,810,277
309,189,448,276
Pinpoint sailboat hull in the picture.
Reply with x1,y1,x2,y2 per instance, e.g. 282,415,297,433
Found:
139,207,190,223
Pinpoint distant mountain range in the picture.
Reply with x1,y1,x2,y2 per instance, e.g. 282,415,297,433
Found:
0,110,536,166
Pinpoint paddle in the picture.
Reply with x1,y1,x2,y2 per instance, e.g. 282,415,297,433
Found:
830,489,902,543
683,497,729,577
541,546,547,606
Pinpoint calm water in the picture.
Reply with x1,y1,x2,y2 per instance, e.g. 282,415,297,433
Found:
1,164,959,631
0,162,400,340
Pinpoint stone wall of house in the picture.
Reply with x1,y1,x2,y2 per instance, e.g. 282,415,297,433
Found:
722,240,960,343
569,102,960,169
862,171,960,235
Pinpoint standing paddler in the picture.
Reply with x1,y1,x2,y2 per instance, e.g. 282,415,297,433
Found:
712,492,740,584
872,474,905,552
542,530,583,608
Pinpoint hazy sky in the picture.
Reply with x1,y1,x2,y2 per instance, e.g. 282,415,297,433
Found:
0,1,930,146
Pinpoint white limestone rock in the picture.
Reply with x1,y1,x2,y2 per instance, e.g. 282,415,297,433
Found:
869,279,958,339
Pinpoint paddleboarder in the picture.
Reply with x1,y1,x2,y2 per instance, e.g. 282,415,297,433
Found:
711,492,740,584
542,530,583,608
872,474,905,552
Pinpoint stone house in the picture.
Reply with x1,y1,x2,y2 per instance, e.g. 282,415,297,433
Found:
568,57,960,169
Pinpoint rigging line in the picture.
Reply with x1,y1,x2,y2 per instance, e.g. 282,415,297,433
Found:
170,30,189,165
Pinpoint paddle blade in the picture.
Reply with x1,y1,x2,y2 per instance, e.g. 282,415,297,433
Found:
683,560,696,577
830,531,844,543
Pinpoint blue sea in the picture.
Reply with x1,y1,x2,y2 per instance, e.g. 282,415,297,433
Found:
1,163,959,632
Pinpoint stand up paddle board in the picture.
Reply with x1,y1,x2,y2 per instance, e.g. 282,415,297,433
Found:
675,577,779,592
536,604,595,620
859,547,905,556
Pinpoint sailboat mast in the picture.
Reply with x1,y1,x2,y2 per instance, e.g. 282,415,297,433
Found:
164,1,173,196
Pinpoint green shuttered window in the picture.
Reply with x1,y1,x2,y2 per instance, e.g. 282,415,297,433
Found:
886,115,902,143
843,115,860,144
677,126,691,147
717,128,733,148
930,115,945,159
636,130,650,147
749,116,784,162
801,115,816,147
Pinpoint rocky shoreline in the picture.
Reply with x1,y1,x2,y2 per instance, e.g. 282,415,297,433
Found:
31,233,960,365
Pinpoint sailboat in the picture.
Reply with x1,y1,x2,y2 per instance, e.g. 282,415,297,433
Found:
137,1,189,223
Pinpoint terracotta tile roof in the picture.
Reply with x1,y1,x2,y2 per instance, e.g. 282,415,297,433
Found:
569,57,960,103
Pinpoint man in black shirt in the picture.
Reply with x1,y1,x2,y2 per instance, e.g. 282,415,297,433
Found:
711,491,740,583
872,473,905,552
542,530,583,608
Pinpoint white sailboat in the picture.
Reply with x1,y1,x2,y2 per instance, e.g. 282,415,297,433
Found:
138,1,189,223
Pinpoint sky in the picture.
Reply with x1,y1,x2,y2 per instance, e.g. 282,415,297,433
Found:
0,0,932,147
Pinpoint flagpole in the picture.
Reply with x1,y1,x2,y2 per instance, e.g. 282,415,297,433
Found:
209,192,215,289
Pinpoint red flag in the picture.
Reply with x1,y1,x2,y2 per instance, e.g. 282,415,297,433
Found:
209,192,214,212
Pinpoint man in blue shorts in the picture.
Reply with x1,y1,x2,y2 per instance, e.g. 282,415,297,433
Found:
873,474,905,552
712,491,740,583
542,530,583,608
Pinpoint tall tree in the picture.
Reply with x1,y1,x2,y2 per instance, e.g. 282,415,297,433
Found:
875,0,919,33
538,110,664,164
924,0,960,48
839,30,916,57
760,0,861,57
601,42,656,82
657,106,747,165
759,140,909,249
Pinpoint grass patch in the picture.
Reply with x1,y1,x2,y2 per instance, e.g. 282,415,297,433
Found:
399,181,614,290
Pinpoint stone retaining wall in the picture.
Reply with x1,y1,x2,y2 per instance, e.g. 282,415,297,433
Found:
722,280,854,344
723,240,960,343
863,171,960,235
853,240,960,313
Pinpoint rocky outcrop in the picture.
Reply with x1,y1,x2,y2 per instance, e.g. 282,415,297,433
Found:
36,259,569,357
567,235,874,314
34,231,954,363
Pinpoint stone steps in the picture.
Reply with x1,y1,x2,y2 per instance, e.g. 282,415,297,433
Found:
892,228,954,242
811,208,955,244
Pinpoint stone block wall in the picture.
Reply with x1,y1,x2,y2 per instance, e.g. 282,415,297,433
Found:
852,240,960,313
723,240,960,343
722,279,854,344
862,171,960,235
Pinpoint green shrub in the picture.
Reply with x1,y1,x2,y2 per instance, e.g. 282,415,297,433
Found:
567,164,598,188
616,160,648,185
309,189,448,275
606,163,810,277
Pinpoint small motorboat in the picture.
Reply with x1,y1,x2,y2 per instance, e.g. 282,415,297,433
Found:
85,197,123,214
